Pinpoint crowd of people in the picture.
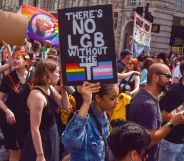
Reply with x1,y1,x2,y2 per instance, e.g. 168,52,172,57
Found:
0,39,183,161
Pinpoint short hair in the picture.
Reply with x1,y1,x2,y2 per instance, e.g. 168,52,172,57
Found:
157,52,167,63
108,121,151,160
147,63,169,84
142,58,154,70
32,41,41,52
120,49,132,59
12,51,31,69
32,59,58,87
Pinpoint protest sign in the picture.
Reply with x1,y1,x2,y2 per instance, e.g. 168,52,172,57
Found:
58,4,117,86
0,10,28,46
133,12,152,57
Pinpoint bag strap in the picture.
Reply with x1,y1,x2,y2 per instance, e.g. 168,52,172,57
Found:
89,107,109,161
120,73,134,91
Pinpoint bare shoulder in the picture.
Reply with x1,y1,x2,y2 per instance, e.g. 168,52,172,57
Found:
28,89,46,108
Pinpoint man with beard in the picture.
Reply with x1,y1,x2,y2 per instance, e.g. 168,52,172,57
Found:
128,63,184,161
158,63,184,161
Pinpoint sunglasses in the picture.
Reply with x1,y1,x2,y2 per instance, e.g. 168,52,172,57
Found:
156,72,172,80
127,62,133,65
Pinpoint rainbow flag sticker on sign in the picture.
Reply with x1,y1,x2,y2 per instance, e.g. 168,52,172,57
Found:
21,4,59,47
66,63,86,81
58,4,117,86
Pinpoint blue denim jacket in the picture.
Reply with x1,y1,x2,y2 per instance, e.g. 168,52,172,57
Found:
62,104,110,161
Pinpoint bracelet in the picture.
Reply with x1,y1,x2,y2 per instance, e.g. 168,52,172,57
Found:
166,121,174,129
37,153,44,156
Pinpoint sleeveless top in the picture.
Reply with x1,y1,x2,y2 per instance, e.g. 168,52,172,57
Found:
33,87,58,129
119,74,135,92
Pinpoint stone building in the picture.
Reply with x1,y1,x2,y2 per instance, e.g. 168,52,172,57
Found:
1,0,184,56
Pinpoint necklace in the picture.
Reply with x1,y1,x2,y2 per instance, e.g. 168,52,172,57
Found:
145,88,158,100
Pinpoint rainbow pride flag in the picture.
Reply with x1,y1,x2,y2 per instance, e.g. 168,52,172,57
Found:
66,63,86,81
21,4,59,47
92,61,113,80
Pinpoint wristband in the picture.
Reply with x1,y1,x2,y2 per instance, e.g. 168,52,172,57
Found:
166,121,174,129
37,153,44,156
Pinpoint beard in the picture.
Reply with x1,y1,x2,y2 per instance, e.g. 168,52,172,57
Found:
157,78,171,92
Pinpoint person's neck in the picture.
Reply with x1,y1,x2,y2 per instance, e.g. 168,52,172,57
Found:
93,103,105,116
121,59,126,64
16,68,28,77
145,84,161,99
36,85,50,94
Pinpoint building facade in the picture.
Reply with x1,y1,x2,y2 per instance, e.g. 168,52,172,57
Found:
1,0,184,56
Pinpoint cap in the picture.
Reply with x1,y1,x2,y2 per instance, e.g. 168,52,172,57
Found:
120,49,132,59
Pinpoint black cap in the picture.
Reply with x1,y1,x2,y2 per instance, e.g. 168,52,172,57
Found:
120,49,132,59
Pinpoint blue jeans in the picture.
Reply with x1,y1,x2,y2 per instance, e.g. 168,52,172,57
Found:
158,139,183,161
175,144,184,161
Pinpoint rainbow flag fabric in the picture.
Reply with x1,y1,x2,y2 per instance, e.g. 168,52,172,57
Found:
21,4,59,47
66,63,86,81
92,61,113,80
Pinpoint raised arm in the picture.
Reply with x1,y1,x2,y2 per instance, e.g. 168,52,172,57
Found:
0,41,12,73
150,112,184,145
49,85,70,110
62,82,100,152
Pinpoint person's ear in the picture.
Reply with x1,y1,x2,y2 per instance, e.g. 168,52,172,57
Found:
94,95,101,103
129,150,137,161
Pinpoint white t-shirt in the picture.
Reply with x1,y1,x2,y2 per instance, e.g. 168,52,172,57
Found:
172,65,182,80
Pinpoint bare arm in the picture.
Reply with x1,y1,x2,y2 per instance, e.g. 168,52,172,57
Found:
50,85,70,110
0,91,15,124
117,71,140,80
150,113,184,145
0,41,12,73
129,75,140,95
162,110,170,122
28,90,46,160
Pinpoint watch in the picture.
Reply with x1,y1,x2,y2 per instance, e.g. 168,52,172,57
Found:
166,121,174,129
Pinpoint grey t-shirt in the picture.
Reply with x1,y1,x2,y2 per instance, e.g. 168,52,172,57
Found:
129,89,162,161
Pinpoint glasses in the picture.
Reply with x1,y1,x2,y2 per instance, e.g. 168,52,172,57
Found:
156,72,172,79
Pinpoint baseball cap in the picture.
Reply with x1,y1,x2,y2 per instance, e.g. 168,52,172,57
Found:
120,49,132,58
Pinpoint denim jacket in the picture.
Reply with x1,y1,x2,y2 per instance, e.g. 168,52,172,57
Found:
62,103,110,161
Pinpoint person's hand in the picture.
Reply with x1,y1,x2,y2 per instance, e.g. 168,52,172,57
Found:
2,40,9,48
81,81,100,104
125,91,132,96
5,109,16,125
170,112,184,126
36,154,46,161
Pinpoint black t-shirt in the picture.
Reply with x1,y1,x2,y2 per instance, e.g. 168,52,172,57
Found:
159,82,184,144
117,60,126,73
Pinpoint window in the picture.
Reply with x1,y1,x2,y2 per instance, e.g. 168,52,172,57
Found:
176,0,183,10
127,0,144,7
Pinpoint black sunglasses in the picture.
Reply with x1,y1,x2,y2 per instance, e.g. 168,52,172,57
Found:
156,72,172,79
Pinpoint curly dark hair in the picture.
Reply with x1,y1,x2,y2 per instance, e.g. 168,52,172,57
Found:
108,121,151,161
